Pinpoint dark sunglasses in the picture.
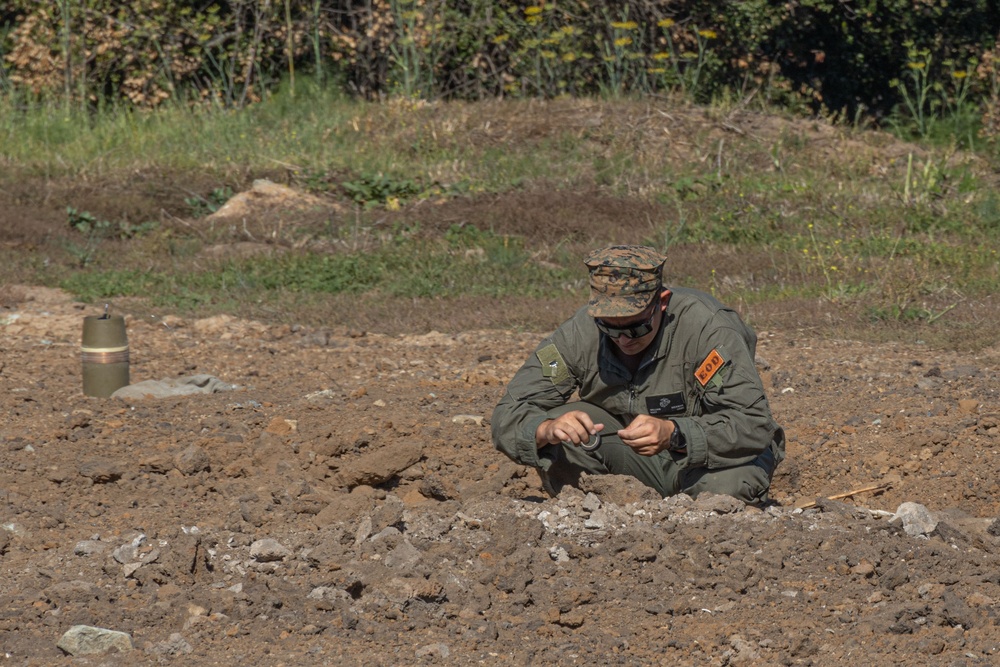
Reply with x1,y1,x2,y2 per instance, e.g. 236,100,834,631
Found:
595,302,658,339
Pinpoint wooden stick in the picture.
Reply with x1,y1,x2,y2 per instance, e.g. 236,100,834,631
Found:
794,483,890,510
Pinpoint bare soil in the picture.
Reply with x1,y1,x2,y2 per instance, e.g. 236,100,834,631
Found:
2,282,999,666
2,105,1000,664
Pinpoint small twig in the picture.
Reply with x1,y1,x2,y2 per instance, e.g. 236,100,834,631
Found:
716,138,724,183
265,156,304,171
926,301,959,325
160,208,207,241
794,483,890,510
720,121,746,136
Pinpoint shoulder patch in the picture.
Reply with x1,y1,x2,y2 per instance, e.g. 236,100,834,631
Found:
536,344,570,385
695,348,726,387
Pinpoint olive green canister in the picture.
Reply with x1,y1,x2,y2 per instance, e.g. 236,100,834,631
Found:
81,315,130,397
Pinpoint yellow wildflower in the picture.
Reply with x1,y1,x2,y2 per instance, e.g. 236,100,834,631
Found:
657,18,675,28
908,62,926,70
611,21,638,30
647,67,666,74
524,6,542,16
698,29,717,39
491,34,509,44
652,51,671,60
614,37,633,47
562,52,577,62
953,70,968,79
541,50,556,59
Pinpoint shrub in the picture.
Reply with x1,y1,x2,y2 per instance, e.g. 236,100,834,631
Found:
1,0,997,127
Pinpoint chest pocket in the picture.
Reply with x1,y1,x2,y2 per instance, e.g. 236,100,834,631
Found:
645,391,687,416
638,358,691,417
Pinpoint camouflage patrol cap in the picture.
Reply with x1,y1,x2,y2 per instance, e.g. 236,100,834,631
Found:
584,245,666,318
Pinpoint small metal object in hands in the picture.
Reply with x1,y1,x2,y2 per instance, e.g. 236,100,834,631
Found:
563,430,617,451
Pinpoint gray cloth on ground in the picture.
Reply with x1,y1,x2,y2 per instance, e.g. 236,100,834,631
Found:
111,374,238,400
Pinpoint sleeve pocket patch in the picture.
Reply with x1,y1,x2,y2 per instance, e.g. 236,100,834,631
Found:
536,344,570,385
695,348,726,387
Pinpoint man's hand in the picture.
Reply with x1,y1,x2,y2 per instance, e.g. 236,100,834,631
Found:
618,414,676,456
536,411,604,448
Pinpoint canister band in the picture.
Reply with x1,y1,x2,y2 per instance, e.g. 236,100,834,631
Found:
81,347,130,364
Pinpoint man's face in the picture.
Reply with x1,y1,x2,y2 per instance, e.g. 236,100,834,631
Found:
595,295,663,356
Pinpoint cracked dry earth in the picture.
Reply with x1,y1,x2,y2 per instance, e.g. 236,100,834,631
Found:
2,285,1000,666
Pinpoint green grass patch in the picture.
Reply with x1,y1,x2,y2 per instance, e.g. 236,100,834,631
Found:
3,94,999,349
57,229,578,312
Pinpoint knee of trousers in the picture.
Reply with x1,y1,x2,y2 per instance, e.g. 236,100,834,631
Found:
680,458,773,504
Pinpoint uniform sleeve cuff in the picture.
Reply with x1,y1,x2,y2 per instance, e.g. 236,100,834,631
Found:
671,417,707,468
515,415,549,468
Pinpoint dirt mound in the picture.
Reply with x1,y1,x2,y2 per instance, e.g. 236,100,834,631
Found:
205,179,335,224
1,288,999,664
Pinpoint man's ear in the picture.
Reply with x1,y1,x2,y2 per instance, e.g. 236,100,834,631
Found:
659,289,672,311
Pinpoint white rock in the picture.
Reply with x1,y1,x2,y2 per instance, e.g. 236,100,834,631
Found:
892,502,938,537
549,546,570,562
582,493,602,512
57,625,133,655
249,538,292,562
148,633,193,657
451,414,484,426
73,540,107,556
308,586,350,602
415,643,450,659
384,540,422,569
112,544,138,564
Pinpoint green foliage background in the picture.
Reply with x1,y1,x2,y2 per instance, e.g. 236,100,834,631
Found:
3,1,999,124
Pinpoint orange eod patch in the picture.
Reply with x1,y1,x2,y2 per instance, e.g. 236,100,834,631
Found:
695,349,725,387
